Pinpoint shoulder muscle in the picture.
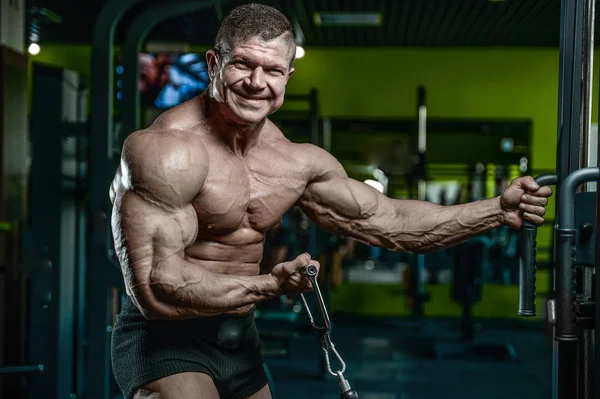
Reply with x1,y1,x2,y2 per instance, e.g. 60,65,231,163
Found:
120,129,209,208
303,144,347,182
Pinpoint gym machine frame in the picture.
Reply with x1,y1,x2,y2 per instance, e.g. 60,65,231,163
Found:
518,0,598,399
10,62,89,399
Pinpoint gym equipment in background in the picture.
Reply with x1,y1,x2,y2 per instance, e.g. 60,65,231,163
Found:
432,238,516,361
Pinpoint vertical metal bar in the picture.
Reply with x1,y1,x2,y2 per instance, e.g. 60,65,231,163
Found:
555,0,588,398
555,168,600,399
558,342,579,399
59,197,76,399
321,118,333,314
575,1,595,398
557,0,578,192
29,63,63,399
553,0,571,395
322,119,331,153
59,69,82,399
309,88,320,147
577,266,594,399
75,79,89,399
595,104,600,399
305,87,320,259
568,0,585,180
414,85,427,317
76,200,87,398
579,0,595,184
307,87,324,377
594,0,600,392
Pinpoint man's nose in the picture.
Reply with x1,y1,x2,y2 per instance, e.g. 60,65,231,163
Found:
245,67,266,90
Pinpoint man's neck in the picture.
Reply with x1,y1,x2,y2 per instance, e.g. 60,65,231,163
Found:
203,93,265,157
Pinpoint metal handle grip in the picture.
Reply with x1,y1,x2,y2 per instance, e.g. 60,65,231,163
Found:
518,222,538,316
305,264,318,277
517,173,556,317
341,390,359,399
555,229,577,342
300,264,331,335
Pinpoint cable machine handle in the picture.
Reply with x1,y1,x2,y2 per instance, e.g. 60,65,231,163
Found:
518,174,557,317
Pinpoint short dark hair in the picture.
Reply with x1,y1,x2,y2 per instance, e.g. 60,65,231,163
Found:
214,3,296,68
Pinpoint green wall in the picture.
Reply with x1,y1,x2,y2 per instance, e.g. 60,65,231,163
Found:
31,44,598,318
288,48,562,168
33,45,93,76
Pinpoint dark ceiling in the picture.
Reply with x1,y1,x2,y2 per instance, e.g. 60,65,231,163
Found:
27,0,567,48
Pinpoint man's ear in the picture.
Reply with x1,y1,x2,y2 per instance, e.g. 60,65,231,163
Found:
286,67,295,82
206,50,218,80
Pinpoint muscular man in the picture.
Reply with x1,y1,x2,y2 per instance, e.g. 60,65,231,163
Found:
110,4,552,399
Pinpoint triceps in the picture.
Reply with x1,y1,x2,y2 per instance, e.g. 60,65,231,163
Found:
298,177,388,242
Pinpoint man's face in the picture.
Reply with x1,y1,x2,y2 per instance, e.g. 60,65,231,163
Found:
207,36,295,125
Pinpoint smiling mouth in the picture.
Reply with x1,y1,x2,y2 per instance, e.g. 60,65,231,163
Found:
236,92,268,101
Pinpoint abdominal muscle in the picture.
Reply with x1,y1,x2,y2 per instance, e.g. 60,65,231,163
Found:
184,227,269,315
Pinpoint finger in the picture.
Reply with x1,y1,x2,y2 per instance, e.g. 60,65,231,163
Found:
290,256,316,276
523,212,544,225
310,261,321,274
293,274,314,293
520,203,546,217
521,194,548,207
291,253,311,266
520,176,540,191
536,186,553,197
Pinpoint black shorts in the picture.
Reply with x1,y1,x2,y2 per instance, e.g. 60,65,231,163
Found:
111,297,268,399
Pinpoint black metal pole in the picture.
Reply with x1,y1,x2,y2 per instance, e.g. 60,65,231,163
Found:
556,167,600,399
558,342,579,399
310,88,320,148
414,85,427,317
307,88,320,261
556,0,584,193
553,0,588,398
577,1,595,398
595,93,600,399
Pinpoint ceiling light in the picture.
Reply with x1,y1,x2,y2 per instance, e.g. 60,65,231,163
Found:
28,43,40,56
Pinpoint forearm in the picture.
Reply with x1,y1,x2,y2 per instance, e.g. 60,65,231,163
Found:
300,175,507,255
134,258,281,320
381,196,505,254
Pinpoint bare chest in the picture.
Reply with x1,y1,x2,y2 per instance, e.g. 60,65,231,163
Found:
192,148,307,235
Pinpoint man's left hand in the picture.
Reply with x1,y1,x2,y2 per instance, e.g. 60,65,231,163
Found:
500,176,553,229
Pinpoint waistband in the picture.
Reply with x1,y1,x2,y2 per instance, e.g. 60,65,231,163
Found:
119,296,256,325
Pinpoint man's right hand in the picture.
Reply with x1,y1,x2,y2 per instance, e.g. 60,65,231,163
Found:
270,253,320,295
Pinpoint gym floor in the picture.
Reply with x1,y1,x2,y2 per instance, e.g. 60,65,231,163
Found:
262,316,552,399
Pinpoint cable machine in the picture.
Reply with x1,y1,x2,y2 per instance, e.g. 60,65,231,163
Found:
519,1,598,399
